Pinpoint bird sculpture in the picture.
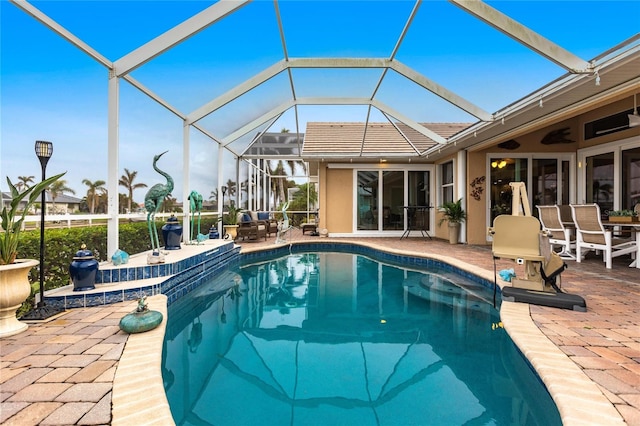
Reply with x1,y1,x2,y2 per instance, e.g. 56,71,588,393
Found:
144,151,174,254
188,190,205,243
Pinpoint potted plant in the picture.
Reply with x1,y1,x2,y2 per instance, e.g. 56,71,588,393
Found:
607,209,639,223
222,202,240,240
438,198,467,244
1,174,64,337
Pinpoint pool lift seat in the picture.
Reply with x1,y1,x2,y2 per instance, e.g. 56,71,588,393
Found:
488,182,586,311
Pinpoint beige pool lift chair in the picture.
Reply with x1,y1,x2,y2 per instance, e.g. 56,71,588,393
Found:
489,183,563,292
488,183,585,311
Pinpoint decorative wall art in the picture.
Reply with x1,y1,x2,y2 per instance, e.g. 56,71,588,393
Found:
470,176,485,201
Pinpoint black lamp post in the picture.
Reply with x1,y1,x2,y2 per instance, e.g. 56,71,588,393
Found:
220,186,227,239
23,141,62,320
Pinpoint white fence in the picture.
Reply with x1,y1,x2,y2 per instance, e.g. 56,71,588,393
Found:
20,212,220,230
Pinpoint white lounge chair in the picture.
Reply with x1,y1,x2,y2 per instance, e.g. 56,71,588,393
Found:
570,204,636,269
537,205,576,259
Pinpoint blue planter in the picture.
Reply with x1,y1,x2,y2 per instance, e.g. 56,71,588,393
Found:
69,245,99,292
209,225,219,239
162,215,183,250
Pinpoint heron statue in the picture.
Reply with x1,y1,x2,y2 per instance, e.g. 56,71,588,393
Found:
188,190,205,244
144,151,174,256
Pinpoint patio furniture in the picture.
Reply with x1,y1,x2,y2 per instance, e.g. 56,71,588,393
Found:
301,221,317,235
570,204,636,269
236,211,267,241
536,205,576,259
400,206,432,240
255,211,278,236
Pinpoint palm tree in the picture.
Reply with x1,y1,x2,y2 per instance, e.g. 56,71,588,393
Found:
267,128,308,207
82,179,106,214
225,179,237,203
48,179,76,211
15,175,35,192
119,168,147,213
209,188,219,210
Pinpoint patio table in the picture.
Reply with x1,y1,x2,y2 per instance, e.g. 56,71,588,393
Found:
602,221,640,268
400,206,432,240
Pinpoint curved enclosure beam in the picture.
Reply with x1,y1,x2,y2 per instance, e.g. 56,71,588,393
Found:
450,0,592,74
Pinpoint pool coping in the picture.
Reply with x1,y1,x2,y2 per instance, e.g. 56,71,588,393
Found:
113,239,625,425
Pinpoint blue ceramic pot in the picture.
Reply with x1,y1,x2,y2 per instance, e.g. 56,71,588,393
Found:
162,215,182,250
69,244,99,292
209,225,219,239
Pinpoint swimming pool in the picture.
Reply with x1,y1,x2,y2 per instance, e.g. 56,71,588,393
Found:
162,250,561,425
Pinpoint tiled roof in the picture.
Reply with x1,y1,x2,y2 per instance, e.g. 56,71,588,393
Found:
302,122,471,157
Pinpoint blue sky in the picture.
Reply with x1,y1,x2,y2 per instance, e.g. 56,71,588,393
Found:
2,0,639,204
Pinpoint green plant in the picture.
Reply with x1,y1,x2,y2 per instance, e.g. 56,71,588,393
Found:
1,174,65,265
223,202,240,225
608,209,637,217
438,198,467,226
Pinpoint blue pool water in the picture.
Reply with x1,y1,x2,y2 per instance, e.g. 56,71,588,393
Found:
163,251,561,426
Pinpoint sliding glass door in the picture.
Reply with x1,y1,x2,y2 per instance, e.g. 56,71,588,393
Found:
356,169,432,232
578,139,640,214
488,154,573,223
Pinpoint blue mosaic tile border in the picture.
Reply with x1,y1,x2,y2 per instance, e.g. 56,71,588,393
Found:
241,241,496,292
47,240,496,311
46,243,240,311
94,242,235,284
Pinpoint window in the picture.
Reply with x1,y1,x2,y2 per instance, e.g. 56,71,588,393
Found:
440,162,454,204
585,152,614,215
490,157,528,221
621,147,640,209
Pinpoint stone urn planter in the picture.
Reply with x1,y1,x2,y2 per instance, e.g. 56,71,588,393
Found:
448,223,461,245
0,259,38,338
224,224,239,240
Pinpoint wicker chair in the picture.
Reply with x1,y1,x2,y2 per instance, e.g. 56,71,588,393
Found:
236,211,267,241
570,204,636,269
536,205,575,259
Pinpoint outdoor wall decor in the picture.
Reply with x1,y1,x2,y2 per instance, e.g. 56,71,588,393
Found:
470,176,485,201
497,139,520,150
541,127,574,144
144,151,174,264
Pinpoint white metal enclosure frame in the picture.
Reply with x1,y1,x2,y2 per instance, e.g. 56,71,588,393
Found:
8,0,638,257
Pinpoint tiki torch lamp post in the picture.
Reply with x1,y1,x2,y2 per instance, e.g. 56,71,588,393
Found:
24,141,62,319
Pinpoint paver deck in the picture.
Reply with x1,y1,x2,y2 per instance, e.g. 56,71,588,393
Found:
1,228,639,425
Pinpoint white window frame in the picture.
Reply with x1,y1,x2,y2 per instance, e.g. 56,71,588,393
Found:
485,152,575,238
576,135,640,208
327,163,434,237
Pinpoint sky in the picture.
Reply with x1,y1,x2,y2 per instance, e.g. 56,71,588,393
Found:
1,0,639,205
